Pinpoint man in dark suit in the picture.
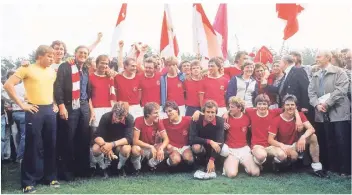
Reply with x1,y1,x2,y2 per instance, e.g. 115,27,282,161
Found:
54,45,94,181
278,55,310,112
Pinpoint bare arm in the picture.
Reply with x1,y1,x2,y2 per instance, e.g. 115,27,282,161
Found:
118,40,124,72
88,32,103,52
133,128,154,149
4,75,26,109
158,131,169,150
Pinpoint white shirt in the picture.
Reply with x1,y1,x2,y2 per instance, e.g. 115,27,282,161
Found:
284,64,295,80
1,82,26,111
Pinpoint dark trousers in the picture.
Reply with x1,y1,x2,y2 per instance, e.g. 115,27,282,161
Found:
21,104,57,188
315,121,351,174
185,106,201,117
61,102,91,177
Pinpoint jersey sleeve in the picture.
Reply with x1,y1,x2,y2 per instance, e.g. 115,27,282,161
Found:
157,119,166,133
271,108,283,116
299,112,308,123
134,117,143,131
14,66,29,80
268,116,280,136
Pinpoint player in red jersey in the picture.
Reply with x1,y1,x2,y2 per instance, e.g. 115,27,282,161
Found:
245,94,302,168
139,57,161,107
224,51,248,79
199,58,229,117
131,102,169,174
268,94,328,178
184,60,202,116
223,96,260,177
89,55,116,128
162,101,193,166
114,58,142,119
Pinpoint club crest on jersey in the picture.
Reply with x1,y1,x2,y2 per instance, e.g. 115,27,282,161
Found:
177,83,182,88
183,130,188,136
242,127,247,132
156,80,160,85
220,85,224,90
133,87,137,91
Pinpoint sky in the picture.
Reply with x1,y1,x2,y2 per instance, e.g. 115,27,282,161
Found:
1,2,352,59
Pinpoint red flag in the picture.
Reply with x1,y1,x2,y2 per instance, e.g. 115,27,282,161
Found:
254,46,273,64
276,4,304,40
213,4,228,59
160,4,179,58
110,3,127,58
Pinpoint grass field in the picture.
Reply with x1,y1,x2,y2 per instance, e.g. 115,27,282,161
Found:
1,162,351,194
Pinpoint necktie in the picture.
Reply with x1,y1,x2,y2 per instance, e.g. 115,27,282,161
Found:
279,72,287,94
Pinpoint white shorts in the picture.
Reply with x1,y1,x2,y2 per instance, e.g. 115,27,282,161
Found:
171,145,190,155
228,146,252,163
92,107,111,127
129,104,143,119
217,107,228,117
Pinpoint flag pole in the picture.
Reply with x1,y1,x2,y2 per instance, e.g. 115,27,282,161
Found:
235,34,240,51
279,40,286,56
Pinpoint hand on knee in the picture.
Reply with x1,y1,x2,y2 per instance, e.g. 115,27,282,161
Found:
191,144,203,154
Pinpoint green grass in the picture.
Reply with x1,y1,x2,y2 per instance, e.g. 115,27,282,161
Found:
1,162,351,194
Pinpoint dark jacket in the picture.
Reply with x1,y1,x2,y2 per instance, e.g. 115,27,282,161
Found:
265,67,309,109
54,62,91,107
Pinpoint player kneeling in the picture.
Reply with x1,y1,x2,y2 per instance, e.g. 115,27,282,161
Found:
189,100,229,179
163,101,194,167
268,95,328,178
131,102,169,175
90,102,133,178
223,97,260,178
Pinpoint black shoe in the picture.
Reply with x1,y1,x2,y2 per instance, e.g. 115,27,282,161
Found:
149,166,157,174
102,169,109,179
23,186,36,194
132,169,141,177
313,170,329,178
340,173,351,178
63,172,75,181
272,161,280,172
90,168,96,177
118,168,127,177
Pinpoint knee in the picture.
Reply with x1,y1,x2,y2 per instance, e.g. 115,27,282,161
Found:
182,150,194,164
92,144,101,156
192,144,203,154
309,134,318,144
277,150,287,162
121,145,132,157
225,170,238,178
131,145,141,156
170,152,182,165
289,150,299,161
253,150,267,164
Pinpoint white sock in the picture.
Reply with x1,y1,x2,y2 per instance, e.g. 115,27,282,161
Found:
166,158,171,166
117,153,128,169
311,162,322,171
274,157,282,163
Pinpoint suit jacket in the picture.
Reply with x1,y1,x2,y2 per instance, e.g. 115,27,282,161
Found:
279,66,310,109
54,62,92,108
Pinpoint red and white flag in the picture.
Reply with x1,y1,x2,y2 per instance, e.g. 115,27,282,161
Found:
110,3,127,58
160,4,179,58
193,3,222,68
213,4,228,60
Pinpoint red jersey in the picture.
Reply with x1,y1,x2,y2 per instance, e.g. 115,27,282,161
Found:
184,78,202,107
245,108,282,147
224,66,242,79
114,73,141,105
226,113,250,148
134,116,166,145
89,73,115,108
269,112,307,145
163,116,191,148
167,76,185,106
200,75,229,107
139,72,161,106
